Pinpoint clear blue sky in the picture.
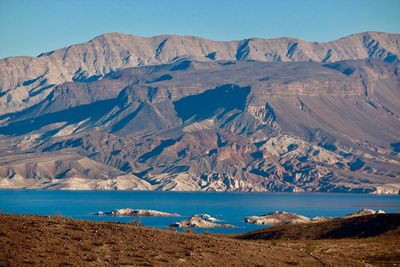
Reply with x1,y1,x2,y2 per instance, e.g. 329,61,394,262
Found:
0,0,399,59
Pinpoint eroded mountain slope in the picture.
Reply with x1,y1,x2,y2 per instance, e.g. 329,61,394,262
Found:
0,59,399,193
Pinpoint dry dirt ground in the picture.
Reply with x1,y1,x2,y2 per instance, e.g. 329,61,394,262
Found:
0,214,399,266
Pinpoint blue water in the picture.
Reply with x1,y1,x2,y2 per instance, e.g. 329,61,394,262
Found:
0,190,399,233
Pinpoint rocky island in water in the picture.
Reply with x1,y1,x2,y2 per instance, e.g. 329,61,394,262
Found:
170,214,235,228
244,211,312,225
93,208,180,217
244,209,387,225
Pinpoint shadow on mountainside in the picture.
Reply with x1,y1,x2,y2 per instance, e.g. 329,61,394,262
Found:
173,84,250,122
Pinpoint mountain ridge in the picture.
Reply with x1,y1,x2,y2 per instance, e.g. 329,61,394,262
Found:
2,30,396,60
0,31,399,115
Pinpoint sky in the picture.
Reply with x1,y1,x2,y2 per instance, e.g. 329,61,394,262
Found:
0,0,399,59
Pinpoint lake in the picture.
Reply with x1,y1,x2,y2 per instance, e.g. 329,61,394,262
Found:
0,190,399,233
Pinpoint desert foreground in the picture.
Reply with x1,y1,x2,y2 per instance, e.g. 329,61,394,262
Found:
0,213,399,266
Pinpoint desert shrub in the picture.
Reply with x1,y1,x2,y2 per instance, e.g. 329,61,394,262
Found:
305,243,316,253
284,260,299,265
184,227,193,234
203,230,212,236
84,256,97,262
71,236,82,241
92,241,104,247
130,219,143,227
168,225,177,232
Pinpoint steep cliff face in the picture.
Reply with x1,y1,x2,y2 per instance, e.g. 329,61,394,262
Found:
0,32,399,115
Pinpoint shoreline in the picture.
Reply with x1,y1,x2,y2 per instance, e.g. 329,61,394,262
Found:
0,188,399,195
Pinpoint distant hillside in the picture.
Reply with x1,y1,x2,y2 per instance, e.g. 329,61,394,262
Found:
0,32,399,193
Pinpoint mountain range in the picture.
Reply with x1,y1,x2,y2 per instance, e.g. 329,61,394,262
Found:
0,31,399,193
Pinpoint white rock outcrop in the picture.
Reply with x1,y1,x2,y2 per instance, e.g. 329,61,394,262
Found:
170,214,234,228
344,209,385,218
93,208,180,217
244,211,310,225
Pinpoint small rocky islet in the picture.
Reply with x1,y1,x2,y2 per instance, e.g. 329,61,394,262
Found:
169,214,235,228
244,211,312,225
343,208,385,218
93,209,234,228
93,208,180,217
92,208,387,228
244,209,386,225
